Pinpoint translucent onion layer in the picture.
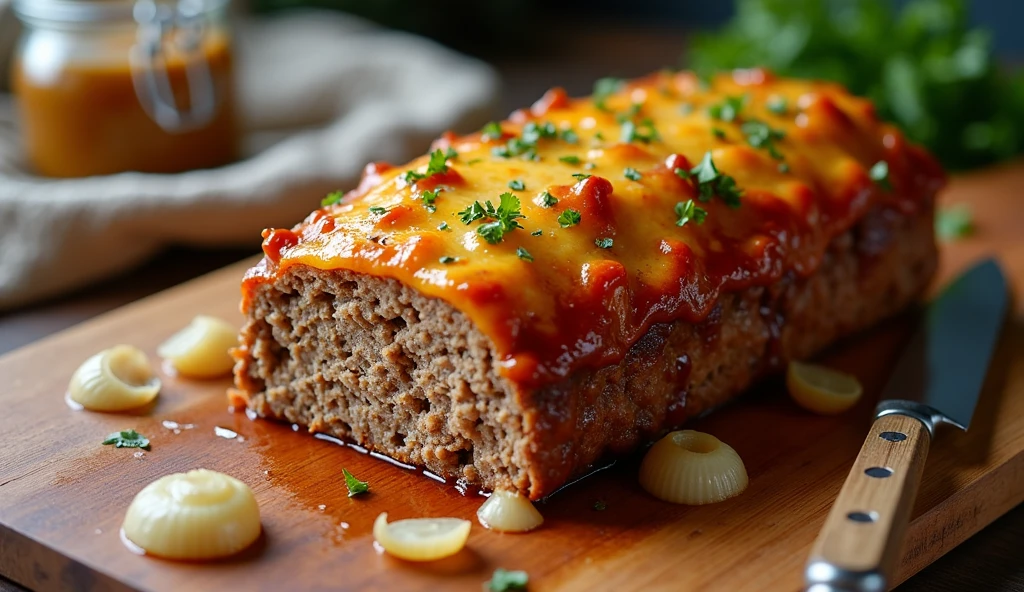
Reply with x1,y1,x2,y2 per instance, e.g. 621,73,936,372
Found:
373,513,471,561
786,361,864,415
158,315,239,378
67,345,161,412
122,469,261,560
639,430,748,505
476,490,544,533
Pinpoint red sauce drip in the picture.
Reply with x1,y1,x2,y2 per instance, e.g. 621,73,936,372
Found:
415,168,465,191
531,87,570,116
261,228,299,264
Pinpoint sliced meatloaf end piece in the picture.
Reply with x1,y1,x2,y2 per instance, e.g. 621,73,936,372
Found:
234,200,937,500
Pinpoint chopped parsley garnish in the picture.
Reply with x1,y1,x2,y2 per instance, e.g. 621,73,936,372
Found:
516,246,534,262
594,131,605,141
936,205,974,241
467,158,483,165
571,173,592,181
712,127,726,140
439,256,458,264
593,77,625,111
458,201,487,224
741,120,785,160
561,128,580,144
102,429,150,450
486,568,529,592
369,206,388,215
680,102,694,115
620,118,660,144
420,188,441,212
707,94,747,122
476,222,505,244
767,96,788,115
869,160,892,191
595,237,614,249
342,468,369,497
688,151,743,207
522,121,558,144
508,179,525,191
481,121,504,141
584,162,596,170
438,221,450,231
460,193,525,244
778,162,790,173
321,190,343,207
492,121,557,161
675,199,708,227
615,102,643,123
402,148,452,183
537,191,558,208
624,167,642,181
558,209,582,227
559,155,581,165
531,229,543,236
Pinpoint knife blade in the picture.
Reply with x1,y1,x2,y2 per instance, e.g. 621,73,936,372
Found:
805,258,1009,592
874,258,1008,434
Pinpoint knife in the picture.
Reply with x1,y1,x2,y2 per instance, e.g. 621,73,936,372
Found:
804,258,1009,592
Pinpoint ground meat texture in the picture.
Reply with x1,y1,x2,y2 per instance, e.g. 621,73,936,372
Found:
234,202,937,500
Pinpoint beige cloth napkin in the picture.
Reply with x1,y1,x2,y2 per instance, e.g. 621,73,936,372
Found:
0,9,498,310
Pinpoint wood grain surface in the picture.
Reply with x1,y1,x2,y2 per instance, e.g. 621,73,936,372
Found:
1,164,1023,592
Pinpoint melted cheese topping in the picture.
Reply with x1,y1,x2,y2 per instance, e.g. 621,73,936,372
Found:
244,69,944,389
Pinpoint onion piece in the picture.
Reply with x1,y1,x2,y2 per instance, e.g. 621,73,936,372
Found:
158,315,239,378
373,513,471,561
786,361,863,415
67,345,160,412
122,469,261,560
477,490,543,533
639,430,748,505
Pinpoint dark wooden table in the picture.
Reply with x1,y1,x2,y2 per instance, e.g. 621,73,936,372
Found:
1,24,1021,592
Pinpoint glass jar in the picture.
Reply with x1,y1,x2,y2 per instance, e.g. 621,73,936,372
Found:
11,0,238,178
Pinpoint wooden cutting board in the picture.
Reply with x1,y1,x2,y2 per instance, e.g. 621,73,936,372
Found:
2,165,1023,592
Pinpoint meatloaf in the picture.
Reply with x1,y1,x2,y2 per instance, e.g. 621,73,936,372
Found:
233,69,944,499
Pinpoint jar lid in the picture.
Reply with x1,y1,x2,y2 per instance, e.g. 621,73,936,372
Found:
12,0,229,25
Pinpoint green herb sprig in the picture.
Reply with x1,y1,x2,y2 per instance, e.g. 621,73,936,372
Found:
741,120,786,160
402,148,454,184
321,190,344,207
593,77,626,111
676,199,709,227
420,188,441,212
342,468,369,497
707,95,747,122
558,209,582,227
458,193,525,244
486,569,529,591
679,151,743,208
102,429,150,450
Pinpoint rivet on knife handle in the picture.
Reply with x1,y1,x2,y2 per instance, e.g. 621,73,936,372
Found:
805,413,930,592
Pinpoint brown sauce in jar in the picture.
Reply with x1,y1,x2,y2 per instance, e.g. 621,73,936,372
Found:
13,31,237,178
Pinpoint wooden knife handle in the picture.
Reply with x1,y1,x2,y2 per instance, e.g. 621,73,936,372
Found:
804,413,931,592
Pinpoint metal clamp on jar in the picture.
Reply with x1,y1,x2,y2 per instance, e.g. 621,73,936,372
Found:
12,0,238,178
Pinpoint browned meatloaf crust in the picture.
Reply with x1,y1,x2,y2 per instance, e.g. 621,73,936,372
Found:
235,201,936,499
